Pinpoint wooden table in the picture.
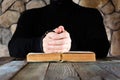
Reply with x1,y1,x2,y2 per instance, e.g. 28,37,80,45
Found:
0,57,120,80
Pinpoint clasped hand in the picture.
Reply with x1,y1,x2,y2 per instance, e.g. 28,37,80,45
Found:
43,26,71,53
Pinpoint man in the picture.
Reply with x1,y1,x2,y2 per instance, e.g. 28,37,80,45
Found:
8,0,110,58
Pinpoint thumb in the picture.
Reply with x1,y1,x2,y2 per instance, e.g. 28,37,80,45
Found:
54,25,65,34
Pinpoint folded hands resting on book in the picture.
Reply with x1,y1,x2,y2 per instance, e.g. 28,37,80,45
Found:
43,26,71,53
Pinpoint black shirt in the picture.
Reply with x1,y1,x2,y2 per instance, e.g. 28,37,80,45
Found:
8,1,110,58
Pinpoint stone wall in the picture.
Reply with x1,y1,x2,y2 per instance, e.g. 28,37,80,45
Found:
0,0,120,57
80,0,120,56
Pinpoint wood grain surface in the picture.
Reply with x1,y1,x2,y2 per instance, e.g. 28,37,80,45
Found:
72,62,120,80
0,57,120,80
0,57,14,65
0,61,27,80
11,63,49,80
44,63,79,80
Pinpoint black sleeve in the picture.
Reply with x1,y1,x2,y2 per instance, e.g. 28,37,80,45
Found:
84,10,110,58
8,38,42,58
8,11,44,58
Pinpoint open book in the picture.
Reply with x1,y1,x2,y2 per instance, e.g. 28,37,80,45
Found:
27,51,96,62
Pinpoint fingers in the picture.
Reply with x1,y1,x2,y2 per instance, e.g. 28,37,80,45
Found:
54,25,65,34
43,32,71,53
43,41,71,53
43,25,71,53
48,38,71,45
47,31,70,40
